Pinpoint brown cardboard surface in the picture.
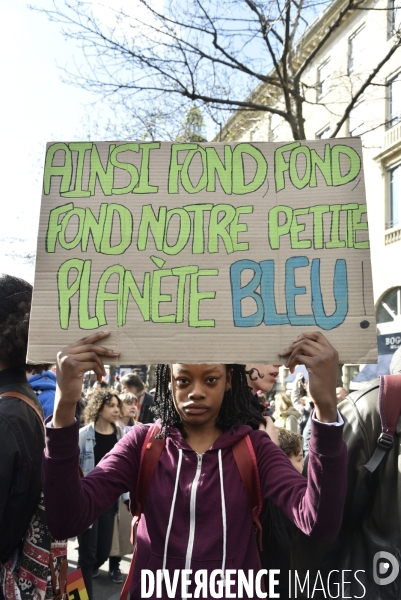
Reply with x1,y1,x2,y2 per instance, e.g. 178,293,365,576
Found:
27,139,377,365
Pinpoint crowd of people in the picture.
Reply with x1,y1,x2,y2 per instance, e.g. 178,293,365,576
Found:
0,272,399,600
73,374,159,595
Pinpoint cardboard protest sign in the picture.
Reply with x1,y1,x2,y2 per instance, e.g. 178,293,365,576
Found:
28,139,377,365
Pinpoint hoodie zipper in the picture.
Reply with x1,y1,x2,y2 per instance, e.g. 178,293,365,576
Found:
184,453,203,572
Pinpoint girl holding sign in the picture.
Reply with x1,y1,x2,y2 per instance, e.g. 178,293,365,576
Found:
42,330,346,599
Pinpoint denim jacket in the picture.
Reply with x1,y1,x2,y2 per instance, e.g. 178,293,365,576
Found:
78,422,129,506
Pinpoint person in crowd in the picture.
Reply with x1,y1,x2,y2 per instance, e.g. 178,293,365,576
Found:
76,390,126,597
336,386,347,402
42,330,347,600
292,346,401,599
117,392,138,430
245,363,280,425
291,371,314,452
0,275,49,594
108,501,133,587
262,426,305,597
121,372,154,424
277,428,305,474
291,372,312,415
76,393,87,427
110,392,138,583
245,363,280,396
85,380,108,404
273,393,301,432
114,374,122,393
27,368,56,419
93,380,109,391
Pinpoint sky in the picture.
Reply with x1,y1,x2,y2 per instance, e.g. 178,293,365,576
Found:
0,0,329,284
0,0,114,283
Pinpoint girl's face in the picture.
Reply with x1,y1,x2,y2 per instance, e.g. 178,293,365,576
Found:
121,398,137,420
171,364,232,431
98,396,121,423
289,449,305,475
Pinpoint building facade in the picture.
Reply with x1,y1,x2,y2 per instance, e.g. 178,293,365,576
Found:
221,0,401,386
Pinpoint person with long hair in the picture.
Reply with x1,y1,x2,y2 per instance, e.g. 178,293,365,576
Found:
77,389,124,597
0,275,50,590
110,391,138,576
117,392,138,430
273,392,301,432
42,330,347,600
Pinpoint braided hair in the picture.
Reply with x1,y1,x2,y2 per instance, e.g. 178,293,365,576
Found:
152,364,260,436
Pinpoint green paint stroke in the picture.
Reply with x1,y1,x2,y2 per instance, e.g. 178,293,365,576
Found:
57,260,219,329
44,143,72,195
274,142,361,192
168,143,267,195
189,269,218,327
268,203,368,250
46,202,133,255
43,142,159,197
150,256,166,268
137,203,252,256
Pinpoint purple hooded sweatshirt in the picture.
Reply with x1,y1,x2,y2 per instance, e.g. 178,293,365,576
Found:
43,418,347,599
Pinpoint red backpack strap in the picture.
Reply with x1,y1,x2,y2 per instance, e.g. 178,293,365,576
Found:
232,434,263,550
135,424,165,516
120,424,165,600
365,374,401,473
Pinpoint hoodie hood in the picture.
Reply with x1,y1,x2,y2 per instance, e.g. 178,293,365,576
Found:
28,370,56,418
28,370,56,392
167,423,253,451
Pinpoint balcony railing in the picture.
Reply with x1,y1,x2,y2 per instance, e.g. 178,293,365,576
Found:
384,121,401,151
385,227,401,245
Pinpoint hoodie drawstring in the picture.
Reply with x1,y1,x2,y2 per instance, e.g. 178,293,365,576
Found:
218,449,227,580
163,447,228,597
162,448,183,573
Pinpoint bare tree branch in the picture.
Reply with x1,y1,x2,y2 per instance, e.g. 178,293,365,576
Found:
31,0,401,141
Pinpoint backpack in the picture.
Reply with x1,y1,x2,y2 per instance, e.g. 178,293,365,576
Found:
120,425,264,600
291,374,401,599
0,392,68,600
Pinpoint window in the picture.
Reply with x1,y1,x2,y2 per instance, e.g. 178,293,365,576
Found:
348,26,365,74
388,72,401,128
269,113,280,141
316,125,331,139
377,287,401,333
388,163,401,229
389,0,401,37
317,60,331,98
349,102,365,137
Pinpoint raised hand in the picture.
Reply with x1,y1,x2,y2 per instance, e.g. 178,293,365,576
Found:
279,332,338,423
295,371,304,384
53,331,120,427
